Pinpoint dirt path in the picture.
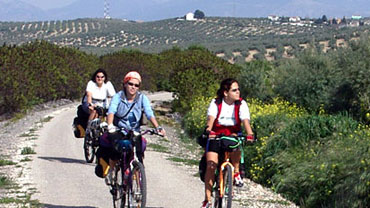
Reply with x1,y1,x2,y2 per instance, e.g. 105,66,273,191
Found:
30,105,204,207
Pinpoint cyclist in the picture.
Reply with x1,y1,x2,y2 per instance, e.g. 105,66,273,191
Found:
201,78,254,208
82,68,116,132
105,71,166,184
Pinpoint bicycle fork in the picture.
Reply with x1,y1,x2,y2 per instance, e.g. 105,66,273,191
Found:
219,161,234,198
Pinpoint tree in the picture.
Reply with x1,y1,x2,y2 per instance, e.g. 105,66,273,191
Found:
194,10,205,19
322,15,328,22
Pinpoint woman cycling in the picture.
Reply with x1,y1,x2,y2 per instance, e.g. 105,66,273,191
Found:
201,78,254,208
104,71,166,184
83,68,116,131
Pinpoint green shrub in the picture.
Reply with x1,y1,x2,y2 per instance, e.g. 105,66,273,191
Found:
245,113,370,207
238,60,275,102
183,96,213,138
272,48,337,113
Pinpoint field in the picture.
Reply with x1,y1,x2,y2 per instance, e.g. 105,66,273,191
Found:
1,17,369,62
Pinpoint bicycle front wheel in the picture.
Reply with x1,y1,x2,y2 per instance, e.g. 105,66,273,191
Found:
113,166,126,208
218,164,233,208
83,134,95,163
127,160,147,208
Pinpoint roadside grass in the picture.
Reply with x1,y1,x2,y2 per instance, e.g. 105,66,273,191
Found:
0,175,12,188
40,116,53,123
0,159,16,166
168,156,199,166
179,133,202,155
147,143,170,153
20,157,32,162
21,147,36,155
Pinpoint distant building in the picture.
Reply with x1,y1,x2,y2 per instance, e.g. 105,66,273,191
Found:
352,15,362,20
186,12,196,21
268,15,279,21
289,16,301,22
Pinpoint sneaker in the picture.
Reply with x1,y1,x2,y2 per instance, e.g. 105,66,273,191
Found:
234,172,244,187
201,200,211,208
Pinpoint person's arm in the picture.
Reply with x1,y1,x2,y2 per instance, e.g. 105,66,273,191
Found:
106,92,120,132
240,100,254,140
206,115,216,132
142,95,166,136
206,99,217,134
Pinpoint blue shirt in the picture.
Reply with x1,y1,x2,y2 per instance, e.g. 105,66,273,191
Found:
108,91,154,131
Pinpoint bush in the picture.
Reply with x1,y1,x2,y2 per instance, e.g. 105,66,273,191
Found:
272,48,337,113
183,96,213,138
245,113,370,208
238,60,275,102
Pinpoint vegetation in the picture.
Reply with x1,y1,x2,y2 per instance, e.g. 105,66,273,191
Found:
1,17,369,61
0,17,369,207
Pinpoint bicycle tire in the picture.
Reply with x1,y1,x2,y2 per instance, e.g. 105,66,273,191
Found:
218,164,233,208
127,160,147,208
113,166,126,208
83,134,95,163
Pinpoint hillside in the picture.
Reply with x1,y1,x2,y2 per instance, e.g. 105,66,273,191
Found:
1,17,370,62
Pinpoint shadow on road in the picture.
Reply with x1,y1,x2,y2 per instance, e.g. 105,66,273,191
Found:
38,156,90,165
43,204,164,208
42,204,96,208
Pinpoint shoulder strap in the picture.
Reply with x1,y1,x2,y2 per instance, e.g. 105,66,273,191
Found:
116,92,142,119
81,92,87,103
234,98,243,124
215,98,222,120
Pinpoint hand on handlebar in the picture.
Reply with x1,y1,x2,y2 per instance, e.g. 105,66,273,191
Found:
155,126,166,137
246,134,255,142
108,124,118,133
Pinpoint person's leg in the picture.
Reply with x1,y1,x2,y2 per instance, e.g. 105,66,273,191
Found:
230,150,243,187
230,150,241,173
204,151,218,202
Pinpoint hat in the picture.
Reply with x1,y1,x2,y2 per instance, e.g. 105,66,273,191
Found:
123,71,141,83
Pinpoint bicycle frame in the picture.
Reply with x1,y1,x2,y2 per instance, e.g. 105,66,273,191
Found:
218,153,234,198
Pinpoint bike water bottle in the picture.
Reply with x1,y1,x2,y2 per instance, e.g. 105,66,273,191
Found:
123,169,129,185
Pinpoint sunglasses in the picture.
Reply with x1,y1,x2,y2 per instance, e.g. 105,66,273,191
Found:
96,75,105,79
127,82,140,88
230,88,240,92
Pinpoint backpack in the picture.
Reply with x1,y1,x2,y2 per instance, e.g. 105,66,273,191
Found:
197,98,242,147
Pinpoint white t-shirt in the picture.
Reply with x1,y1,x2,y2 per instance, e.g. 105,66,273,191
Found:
84,80,116,108
207,98,250,126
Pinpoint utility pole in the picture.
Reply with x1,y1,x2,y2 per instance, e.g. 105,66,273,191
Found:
104,0,111,19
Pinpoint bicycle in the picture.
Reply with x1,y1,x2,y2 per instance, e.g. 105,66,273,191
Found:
210,134,256,208
84,106,106,163
107,128,163,208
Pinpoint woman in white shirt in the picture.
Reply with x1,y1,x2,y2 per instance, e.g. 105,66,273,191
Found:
201,78,254,208
83,68,116,126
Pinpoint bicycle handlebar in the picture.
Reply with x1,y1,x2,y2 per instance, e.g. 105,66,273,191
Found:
208,134,257,143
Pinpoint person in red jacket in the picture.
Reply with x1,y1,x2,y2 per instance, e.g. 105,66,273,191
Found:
201,78,254,208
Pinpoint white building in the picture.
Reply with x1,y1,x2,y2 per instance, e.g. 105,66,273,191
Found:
186,12,196,21
268,15,279,21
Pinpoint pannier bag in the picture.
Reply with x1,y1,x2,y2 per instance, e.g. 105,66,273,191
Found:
72,104,89,138
95,147,110,178
198,153,207,182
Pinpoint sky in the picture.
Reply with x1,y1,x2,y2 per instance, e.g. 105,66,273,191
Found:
22,0,76,10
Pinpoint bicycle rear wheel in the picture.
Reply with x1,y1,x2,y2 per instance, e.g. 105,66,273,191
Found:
218,164,233,208
127,160,147,208
113,166,126,208
83,134,95,163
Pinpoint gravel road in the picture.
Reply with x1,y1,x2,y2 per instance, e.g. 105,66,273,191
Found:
0,92,299,208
